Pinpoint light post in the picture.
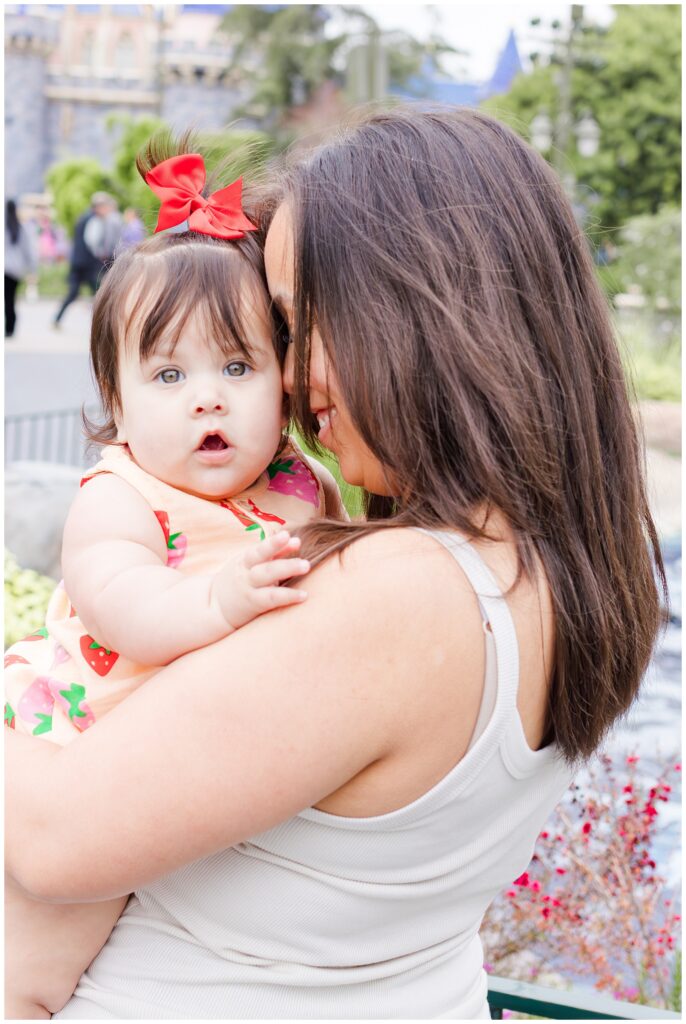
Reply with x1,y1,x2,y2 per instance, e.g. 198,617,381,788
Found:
526,5,604,196
529,110,599,159
575,113,601,158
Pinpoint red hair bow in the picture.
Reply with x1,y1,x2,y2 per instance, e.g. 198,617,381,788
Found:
145,153,257,240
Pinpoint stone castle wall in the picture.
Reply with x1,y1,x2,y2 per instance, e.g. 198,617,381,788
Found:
4,6,246,197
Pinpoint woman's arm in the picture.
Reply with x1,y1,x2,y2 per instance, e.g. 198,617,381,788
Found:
62,473,308,665
6,530,443,903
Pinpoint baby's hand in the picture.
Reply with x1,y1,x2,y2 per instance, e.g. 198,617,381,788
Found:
210,531,310,632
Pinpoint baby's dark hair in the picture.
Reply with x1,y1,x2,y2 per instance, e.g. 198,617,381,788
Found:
85,136,286,446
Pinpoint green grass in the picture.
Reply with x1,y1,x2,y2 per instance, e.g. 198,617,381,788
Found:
18,261,69,299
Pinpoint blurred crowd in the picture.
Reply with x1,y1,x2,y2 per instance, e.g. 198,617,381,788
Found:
4,194,145,338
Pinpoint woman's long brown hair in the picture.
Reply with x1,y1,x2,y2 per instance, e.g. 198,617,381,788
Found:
263,105,666,766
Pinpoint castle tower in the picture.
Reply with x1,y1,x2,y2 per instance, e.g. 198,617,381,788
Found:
158,5,249,134
4,5,57,196
44,5,160,172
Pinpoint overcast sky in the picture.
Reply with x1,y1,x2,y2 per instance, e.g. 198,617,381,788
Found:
333,4,615,81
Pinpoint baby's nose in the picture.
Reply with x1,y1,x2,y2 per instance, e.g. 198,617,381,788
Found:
192,390,226,415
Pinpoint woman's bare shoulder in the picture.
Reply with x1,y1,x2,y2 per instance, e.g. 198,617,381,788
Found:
307,526,470,592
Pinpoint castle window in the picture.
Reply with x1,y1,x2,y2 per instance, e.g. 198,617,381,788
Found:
114,32,136,70
60,104,74,142
80,30,94,67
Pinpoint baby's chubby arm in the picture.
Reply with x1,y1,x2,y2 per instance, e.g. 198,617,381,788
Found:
62,474,310,666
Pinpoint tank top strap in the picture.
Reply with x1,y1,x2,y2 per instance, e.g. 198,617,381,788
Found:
414,528,519,717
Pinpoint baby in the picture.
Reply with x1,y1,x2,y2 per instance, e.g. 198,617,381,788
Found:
4,150,345,1018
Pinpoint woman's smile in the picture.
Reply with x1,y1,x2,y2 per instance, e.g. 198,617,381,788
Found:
313,406,337,445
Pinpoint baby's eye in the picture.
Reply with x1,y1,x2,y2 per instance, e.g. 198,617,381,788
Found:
224,361,252,378
156,368,184,384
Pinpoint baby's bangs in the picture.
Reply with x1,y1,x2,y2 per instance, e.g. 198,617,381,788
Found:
123,243,258,362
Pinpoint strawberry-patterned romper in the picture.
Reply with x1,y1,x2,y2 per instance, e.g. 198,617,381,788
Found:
4,437,331,745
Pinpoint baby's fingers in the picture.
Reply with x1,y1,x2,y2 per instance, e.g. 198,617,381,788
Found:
249,558,310,589
253,586,308,612
244,530,300,568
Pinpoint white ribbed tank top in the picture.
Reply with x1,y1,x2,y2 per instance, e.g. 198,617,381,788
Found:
54,530,575,1020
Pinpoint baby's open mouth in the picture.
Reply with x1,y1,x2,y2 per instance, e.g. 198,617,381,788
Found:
198,433,229,451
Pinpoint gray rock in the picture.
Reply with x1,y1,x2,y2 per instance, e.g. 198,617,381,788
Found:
5,461,82,580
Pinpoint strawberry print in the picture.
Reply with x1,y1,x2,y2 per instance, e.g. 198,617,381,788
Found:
4,702,16,729
221,500,265,539
79,635,119,677
18,676,54,735
21,627,49,643
220,499,285,542
50,644,71,671
267,457,319,507
4,654,29,669
51,681,95,732
246,499,286,526
154,509,187,568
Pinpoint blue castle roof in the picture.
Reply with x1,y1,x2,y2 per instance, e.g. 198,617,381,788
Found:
481,29,523,97
393,30,522,108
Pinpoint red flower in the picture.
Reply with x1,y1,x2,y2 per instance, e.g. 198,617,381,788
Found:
531,881,541,892
505,890,516,898
643,804,658,818
541,907,551,919
514,872,530,887
674,763,681,771
582,822,592,835
555,867,567,875
540,831,549,839
626,755,639,764
623,784,633,793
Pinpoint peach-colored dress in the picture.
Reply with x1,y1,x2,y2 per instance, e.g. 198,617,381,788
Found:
4,438,329,745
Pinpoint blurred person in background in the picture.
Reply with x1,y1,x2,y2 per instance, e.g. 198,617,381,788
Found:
4,199,38,339
37,211,68,264
53,192,121,329
118,206,146,251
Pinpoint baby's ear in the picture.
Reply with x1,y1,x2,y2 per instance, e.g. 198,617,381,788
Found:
113,406,127,443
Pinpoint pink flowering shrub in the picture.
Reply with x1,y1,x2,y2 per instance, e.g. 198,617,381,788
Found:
481,753,682,1010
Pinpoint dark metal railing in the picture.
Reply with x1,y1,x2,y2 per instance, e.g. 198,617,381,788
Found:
488,975,680,1020
4,407,100,468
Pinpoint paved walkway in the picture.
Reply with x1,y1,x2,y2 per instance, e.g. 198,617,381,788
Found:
4,299,682,540
6,294,92,354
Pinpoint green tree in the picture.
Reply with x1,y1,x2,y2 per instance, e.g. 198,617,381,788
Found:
482,5,681,234
106,113,168,228
220,5,458,137
47,117,276,239
45,158,114,235
612,205,681,316
220,5,343,131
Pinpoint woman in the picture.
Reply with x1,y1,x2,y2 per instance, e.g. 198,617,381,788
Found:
6,107,663,1020
5,199,37,338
